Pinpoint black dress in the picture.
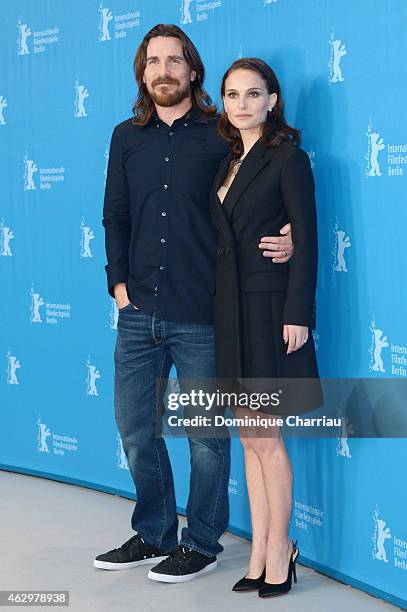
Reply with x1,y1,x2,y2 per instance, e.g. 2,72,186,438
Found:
210,138,323,416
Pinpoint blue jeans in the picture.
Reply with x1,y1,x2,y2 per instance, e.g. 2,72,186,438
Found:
114,305,230,557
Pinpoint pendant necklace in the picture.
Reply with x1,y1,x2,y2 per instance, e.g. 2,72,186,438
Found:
232,156,245,175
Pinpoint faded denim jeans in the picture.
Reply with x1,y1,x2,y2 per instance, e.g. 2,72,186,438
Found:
114,305,230,557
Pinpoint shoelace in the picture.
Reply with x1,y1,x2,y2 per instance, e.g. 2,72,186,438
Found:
117,535,144,552
166,545,192,566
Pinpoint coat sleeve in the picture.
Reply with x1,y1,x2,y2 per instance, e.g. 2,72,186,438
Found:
280,146,317,328
102,124,131,298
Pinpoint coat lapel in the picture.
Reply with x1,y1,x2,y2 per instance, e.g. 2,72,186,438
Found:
213,152,233,194
211,139,275,243
222,139,272,218
210,153,235,244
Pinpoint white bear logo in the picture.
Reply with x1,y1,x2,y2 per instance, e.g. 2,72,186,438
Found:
329,28,347,84
336,416,353,458
117,434,129,470
110,298,119,330
7,350,21,385
17,21,31,55
0,96,7,125
372,328,388,372
86,358,101,396
180,0,193,24
99,6,113,41
80,219,94,258
367,132,385,176
372,506,391,563
24,155,38,190
334,228,351,272
37,416,51,453
1,222,14,256
369,316,389,373
75,83,89,118
30,287,44,323
365,120,385,178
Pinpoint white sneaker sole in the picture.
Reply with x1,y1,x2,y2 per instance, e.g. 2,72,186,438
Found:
94,555,168,570
148,560,217,583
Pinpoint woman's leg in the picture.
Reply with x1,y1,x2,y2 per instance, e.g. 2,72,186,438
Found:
241,442,269,577
237,407,294,583
235,406,269,578
256,427,294,583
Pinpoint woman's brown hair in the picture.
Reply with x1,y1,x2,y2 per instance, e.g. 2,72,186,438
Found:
218,58,300,158
132,24,217,125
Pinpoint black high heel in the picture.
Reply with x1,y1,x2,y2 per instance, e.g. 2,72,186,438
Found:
232,568,266,592
258,539,299,598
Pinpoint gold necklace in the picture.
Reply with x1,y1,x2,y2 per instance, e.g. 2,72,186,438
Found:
232,158,244,175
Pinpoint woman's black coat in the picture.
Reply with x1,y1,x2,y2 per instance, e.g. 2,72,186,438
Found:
210,137,319,388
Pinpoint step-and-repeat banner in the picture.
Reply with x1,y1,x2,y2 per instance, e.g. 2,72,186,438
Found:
1,1,406,607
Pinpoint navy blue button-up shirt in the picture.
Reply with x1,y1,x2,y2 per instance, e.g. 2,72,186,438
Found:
102,106,229,324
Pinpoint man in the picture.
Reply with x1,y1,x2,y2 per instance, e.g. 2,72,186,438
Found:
95,24,294,583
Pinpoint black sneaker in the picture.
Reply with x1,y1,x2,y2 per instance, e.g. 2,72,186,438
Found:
148,545,217,583
94,534,169,570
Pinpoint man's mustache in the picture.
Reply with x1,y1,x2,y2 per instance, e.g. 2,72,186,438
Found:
152,77,180,87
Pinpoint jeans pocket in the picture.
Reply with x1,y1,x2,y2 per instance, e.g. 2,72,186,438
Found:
118,302,139,313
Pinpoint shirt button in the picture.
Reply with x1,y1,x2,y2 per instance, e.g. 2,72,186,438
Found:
164,156,169,162
184,122,188,127
159,266,165,271
169,131,174,136
161,211,167,216
163,184,168,189
156,124,159,128
161,238,166,244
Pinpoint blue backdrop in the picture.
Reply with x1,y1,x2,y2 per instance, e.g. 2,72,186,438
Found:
1,0,406,607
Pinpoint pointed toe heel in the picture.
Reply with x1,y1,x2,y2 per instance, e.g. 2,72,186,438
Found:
232,568,265,592
259,539,299,598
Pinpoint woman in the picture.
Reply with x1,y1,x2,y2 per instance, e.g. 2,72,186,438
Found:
210,58,323,598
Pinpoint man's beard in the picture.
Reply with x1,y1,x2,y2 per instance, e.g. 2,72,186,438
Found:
149,78,191,108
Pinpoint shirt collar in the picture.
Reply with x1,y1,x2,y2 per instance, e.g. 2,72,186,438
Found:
188,106,212,124
149,104,212,127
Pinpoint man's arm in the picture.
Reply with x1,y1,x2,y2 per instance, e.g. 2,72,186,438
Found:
102,124,131,306
258,222,294,262
280,147,318,328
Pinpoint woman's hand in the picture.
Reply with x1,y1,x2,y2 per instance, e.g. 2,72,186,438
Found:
283,324,308,354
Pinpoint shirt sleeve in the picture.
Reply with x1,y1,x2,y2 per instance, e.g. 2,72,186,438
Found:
102,124,131,298
280,146,318,328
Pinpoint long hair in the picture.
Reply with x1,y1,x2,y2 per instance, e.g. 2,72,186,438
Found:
218,58,301,158
132,24,217,125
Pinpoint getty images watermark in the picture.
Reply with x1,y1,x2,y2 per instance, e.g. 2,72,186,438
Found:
158,378,407,438
165,387,339,430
